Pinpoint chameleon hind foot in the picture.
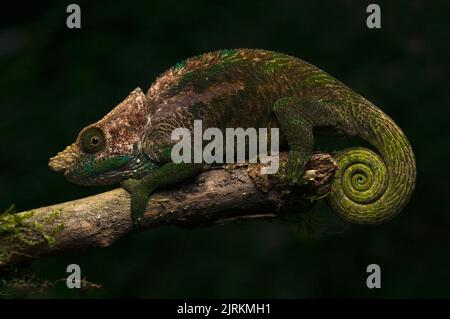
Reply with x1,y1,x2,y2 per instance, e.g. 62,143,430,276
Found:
285,150,313,186
273,96,315,187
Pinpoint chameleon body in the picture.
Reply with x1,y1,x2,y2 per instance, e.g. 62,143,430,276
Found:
49,49,416,226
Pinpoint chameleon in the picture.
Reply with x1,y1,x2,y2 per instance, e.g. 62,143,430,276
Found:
48,49,416,227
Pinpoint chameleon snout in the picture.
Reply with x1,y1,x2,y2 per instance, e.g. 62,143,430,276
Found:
49,143,80,173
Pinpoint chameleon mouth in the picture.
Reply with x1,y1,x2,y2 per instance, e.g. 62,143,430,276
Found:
48,143,80,173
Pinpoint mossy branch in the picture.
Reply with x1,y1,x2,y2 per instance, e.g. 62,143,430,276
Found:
0,153,337,268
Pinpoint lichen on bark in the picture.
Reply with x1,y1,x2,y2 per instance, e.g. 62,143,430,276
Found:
0,206,64,266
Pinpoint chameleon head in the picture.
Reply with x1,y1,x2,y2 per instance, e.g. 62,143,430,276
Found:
49,87,159,186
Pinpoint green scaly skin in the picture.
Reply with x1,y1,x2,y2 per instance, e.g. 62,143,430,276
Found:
49,49,416,227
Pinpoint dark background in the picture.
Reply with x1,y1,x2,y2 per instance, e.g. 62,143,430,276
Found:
1,0,449,298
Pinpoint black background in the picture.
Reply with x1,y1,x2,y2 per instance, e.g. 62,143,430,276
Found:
0,0,449,298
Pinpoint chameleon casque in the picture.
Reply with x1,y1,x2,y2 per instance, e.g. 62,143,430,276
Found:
49,49,416,227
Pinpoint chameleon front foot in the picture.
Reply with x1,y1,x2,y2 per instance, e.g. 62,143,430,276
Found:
121,178,151,229
130,187,151,228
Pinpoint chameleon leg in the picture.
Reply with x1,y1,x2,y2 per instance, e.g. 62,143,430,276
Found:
125,162,208,228
121,178,140,193
274,97,336,185
274,97,313,185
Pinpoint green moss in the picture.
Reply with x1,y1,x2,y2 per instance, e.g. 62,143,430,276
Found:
0,205,64,266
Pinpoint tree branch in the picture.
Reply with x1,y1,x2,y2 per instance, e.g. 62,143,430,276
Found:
0,153,337,268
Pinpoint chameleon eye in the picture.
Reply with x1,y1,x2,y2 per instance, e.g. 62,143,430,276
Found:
80,127,106,154
91,136,99,145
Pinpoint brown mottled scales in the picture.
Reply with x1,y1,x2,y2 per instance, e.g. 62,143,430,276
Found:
49,49,416,227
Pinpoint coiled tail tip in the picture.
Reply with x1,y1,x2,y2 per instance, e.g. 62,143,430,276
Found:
326,147,415,225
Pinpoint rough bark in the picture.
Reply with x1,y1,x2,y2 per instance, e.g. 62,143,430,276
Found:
0,153,337,268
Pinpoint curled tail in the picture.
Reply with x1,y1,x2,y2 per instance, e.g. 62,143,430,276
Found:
326,102,416,224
